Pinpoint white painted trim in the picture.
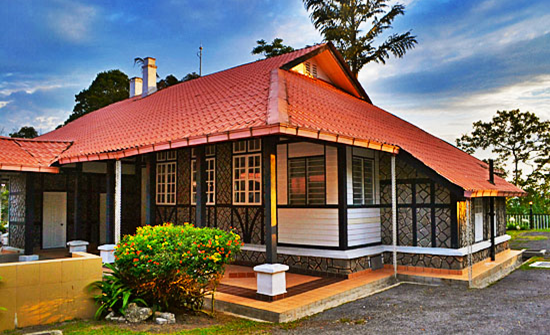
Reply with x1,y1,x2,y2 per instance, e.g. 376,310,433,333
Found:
242,235,511,260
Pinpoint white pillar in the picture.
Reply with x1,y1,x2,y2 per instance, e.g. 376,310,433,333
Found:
391,154,397,277
115,160,122,244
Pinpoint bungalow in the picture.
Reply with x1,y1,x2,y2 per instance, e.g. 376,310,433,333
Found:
0,43,524,298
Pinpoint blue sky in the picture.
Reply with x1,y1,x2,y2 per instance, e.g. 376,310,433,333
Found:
0,0,549,150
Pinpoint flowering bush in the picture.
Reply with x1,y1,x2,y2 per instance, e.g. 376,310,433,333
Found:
115,223,242,311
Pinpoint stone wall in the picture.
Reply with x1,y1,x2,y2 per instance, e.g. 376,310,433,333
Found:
236,249,377,276
379,153,453,248
383,241,510,270
458,197,507,248
8,175,26,249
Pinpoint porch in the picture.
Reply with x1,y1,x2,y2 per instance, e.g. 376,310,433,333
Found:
209,248,523,322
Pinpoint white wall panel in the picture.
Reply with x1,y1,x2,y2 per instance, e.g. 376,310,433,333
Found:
277,144,288,205
278,208,339,247
326,146,338,204
348,208,382,247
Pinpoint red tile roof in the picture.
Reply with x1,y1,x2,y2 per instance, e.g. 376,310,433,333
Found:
281,70,524,196
0,137,71,173
36,43,523,196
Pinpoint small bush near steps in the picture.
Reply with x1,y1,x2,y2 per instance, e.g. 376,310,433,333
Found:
113,223,242,313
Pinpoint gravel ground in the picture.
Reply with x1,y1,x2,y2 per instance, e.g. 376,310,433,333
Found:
277,269,550,335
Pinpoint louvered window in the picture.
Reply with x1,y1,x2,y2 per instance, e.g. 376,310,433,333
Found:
352,157,374,205
288,157,325,205
304,61,318,78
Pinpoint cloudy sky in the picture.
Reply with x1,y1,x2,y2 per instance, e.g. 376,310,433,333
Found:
1,0,549,152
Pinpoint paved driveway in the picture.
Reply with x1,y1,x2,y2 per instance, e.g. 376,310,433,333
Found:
277,267,550,335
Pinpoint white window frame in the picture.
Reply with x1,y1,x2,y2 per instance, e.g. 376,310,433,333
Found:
156,161,177,205
191,157,216,205
232,153,262,205
157,151,176,162
352,156,375,205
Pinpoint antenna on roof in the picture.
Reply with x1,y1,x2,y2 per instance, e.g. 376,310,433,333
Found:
197,43,203,76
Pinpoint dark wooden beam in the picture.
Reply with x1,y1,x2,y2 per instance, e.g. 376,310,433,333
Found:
73,162,83,240
195,146,207,228
105,161,115,244
24,173,35,255
145,154,156,225
263,137,278,263
337,145,348,250
489,197,496,261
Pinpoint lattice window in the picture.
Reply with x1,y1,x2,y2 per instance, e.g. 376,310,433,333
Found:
288,156,325,205
191,157,215,205
233,153,262,205
352,156,374,205
156,161,176,205
157,150,176,162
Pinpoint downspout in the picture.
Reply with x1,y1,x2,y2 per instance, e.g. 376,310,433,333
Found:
391,154,397,278
466,199,473,288
489,159,496,261
115,159,122,244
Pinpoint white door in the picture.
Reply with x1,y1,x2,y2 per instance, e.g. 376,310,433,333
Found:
99,193,107,244
42,192,67,249
474,198,484,242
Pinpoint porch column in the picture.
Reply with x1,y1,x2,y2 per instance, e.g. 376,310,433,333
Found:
195,146,207,228
254,136,288,301
145,154,156,225
337,145,348,250
105,161,115,244
115,159,122,244
24,173,35,256
73,163,83,240
263,137,277,263
391,154,397,276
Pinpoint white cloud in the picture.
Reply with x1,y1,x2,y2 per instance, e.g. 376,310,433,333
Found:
0,100,11,109
377,74,550,145
35,114,64,132
46,1,97,43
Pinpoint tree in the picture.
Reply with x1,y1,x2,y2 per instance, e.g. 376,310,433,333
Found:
9,126,38,139
456,109,549,187
251,38,295,58
157,74,180,90
303,0,417,76
181,72,201,82
63,70,129,126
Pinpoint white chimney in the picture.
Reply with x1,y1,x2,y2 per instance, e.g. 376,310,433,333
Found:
129,77,142,98
142,57,157,97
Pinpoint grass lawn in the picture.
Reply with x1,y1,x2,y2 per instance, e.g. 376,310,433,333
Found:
1,313,304,335
507,229,550,243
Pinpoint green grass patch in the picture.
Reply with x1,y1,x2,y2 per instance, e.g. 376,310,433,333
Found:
519,257,549,271
507,230,549,243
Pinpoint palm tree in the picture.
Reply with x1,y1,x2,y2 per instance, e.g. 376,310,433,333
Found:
304,0,418,76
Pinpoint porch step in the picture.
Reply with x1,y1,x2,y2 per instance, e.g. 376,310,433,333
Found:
206,269,397,323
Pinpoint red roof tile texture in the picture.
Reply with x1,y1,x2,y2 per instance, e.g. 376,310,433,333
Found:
36,43,522,195
0,137,71,173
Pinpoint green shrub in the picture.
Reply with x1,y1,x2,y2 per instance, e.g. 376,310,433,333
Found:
90,263,146,319
0,221,7,234
114,223,242,311
506,222,530,231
